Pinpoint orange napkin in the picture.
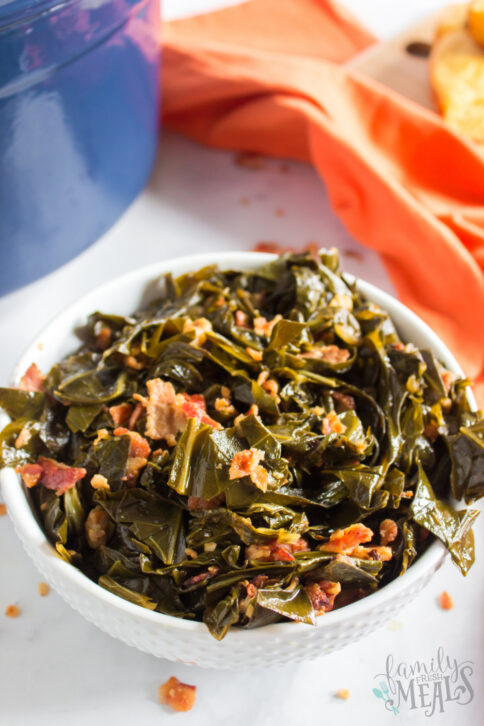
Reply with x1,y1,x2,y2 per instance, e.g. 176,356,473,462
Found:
162,0,484,405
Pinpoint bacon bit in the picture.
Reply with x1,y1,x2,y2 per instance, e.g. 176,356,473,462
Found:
235,310,250,328
234,404,259,427
329,293,353,311
305,580,341,614
18,362,45,392
257,372,280,401
5,605,20,618
332,391,356,410
274,208,285,218
38,582,50,597
90,474,110,491
350,545,393,562
440,397,452,412
234,151,265,170
17,457,86,495
85,509,110,549
394,341,405,351
380,519,398,546
93,428,109,445
0,503,6,516
246,537,308,563
441,369,455,394
184,547,198,559
204,541,217,553
229,448,268,491
134,379,221,446
322,410,347,435
246,347,263,362
159,677,196,712
113,427,151,458
336,688,350,700
128,402,144,430
401,490,414,499
321,524,373,554
124,456,148,484
125,355,143,370
108,403,132,427
214,295,225,307
187,493,225,511
440,591,453,610
16,463,42,488
424,422,439,442
183,317,212,345
15,426,32,449
214,397,236,415
253,314,282,337
245,582,258,598
302,345,350,363
183,572,211,588
95,325,111,351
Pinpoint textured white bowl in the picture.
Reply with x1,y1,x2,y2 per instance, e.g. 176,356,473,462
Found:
0,252,469,669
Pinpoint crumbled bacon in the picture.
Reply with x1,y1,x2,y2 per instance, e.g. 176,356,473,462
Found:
134,379,221,446
90,474,110,491
113,427,151,458
350,545,393,562
302,345,350,363
331,391,356,410
85,508,110,548
125,355,143,370
246,347,263,361
187,493,225,511
229,448,268,491
424,422,439,442
108,403,132,427
305,580,341,614
15,426,32,449
159,677,196,712
253,315,282,337
246,537,308,563
440,369,455,394
235,310,250,328
439,591,453,610
214,396,236,415
128,402,144,430
18,363,44,392
183,569,219,588
95,325,112,351
0,503,7,516
17,457,86,495
336,688,350,700
320,524,373,554
183,317,212,345
322,410,347,435
5,604,20,618
380,518,398,546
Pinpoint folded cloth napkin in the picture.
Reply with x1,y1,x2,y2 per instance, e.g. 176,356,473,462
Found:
162,0,484,405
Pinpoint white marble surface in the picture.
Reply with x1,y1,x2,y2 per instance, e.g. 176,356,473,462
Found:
1,2,483,724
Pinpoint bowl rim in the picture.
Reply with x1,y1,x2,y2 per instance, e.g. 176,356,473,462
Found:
1,250,469,641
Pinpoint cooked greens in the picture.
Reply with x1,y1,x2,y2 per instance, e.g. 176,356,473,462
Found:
1,250,482,639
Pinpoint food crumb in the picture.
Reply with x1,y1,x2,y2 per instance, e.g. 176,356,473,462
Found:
439,591,453,610
0,503,7,516
336,688,350,700
159,676,196,712
234,151,265,171
239,197,250,206
5,604,20,618
274,208,285,217
342,249,364,262
38,582,50,597
387,619,403,631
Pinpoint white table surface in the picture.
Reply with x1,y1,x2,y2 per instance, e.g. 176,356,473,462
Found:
1,3,483,725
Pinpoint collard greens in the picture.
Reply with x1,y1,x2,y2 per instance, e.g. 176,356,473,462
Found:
2,251,482,639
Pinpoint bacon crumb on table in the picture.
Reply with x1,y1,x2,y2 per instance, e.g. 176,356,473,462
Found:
38,582,50,597
18,362,45,392
0,503,6,516
439,591,454,610
336,688,350,700
159,677,196,712
5,605,20,618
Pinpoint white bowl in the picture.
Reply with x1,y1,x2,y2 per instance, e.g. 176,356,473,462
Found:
0,252,469,669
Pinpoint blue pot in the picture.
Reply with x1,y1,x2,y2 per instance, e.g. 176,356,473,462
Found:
0,0,161,295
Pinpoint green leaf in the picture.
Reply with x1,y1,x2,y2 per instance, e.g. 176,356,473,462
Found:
257,584,315,625
0,389,45,420
66,404,103,433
